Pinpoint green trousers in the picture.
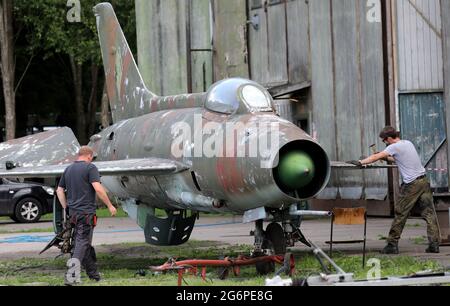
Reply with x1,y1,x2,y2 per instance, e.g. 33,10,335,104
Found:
388,177,441,245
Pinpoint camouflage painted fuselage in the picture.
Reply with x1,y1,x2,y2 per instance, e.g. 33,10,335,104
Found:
89,94,330,215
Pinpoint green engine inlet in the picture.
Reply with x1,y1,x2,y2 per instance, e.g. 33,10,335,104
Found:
277,151,315,190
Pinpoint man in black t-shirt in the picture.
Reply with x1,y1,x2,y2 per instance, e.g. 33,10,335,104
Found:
57,146,117,284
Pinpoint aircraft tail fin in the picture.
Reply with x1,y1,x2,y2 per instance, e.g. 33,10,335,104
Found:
94,3,156,123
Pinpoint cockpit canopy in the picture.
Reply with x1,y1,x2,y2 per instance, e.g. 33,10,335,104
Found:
205,78,274,115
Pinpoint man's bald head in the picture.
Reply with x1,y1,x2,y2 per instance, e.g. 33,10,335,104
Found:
78,146,94,157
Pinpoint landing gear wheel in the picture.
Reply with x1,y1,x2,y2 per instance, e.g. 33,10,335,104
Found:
266,222,286,255
255,239,275,275
255,223,286,275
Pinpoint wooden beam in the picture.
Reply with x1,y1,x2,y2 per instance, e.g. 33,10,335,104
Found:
269,81,311,98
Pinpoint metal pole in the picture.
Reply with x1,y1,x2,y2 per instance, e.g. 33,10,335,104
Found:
330,214,334,258
309,240,345,275
363,213,367,268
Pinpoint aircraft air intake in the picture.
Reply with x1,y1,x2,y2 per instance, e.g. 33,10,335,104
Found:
274,140,331,200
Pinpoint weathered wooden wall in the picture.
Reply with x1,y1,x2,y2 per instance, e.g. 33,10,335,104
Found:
394,0,447,190
305,0,388,202
248,0,310,90
212,0,249,80
443,0,450,188
396,0,443,91
189,0,214,93
135,0,188,96
399,93,448,189
133,0,450,214
135,0,214,96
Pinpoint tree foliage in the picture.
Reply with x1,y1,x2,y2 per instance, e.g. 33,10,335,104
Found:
15,0,136,65
12,0,136,142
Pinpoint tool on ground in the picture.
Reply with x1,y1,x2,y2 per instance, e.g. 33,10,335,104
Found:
39,209,74,255
150,253,295,286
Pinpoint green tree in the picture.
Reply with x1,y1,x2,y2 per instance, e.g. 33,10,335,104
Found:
15,0,135,144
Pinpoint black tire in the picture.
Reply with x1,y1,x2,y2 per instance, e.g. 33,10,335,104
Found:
255,238,275,275
14,198,43,223
10,215,19,222
255,223,287,275
266,222,286,255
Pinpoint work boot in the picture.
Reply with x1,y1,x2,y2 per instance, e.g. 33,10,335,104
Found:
88,272,101,282
425,243,440,254
380,242,399,254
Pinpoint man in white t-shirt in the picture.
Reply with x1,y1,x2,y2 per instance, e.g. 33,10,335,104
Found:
348,126,440,254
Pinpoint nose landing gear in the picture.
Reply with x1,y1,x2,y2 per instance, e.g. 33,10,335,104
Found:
252,216,312,275
253,221,287,275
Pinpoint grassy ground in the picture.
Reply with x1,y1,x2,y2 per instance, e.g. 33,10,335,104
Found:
0,241,444,286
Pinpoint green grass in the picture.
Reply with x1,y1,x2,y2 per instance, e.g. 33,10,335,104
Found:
405,223,422,228
96,207,129,218
410,236,427,245
0,242,444,286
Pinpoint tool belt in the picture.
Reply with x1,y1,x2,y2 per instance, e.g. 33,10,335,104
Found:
70,213,97,227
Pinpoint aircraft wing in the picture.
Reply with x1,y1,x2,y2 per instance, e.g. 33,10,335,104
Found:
0,158,190,179
331,161,397,169
0,128,189,179
0,127,80,168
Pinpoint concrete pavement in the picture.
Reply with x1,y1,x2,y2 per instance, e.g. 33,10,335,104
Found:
0,216,449,266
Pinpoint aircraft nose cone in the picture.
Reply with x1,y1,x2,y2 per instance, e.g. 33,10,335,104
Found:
277,151,315,190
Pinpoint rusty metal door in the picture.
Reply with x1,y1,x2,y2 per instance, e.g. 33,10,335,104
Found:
399,93,448,191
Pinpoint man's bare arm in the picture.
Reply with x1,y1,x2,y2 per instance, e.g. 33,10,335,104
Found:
92,182,117,216
360,151,391,166
386,156,395,163
56,187,68,210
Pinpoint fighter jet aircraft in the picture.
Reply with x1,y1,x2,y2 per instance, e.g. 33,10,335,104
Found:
0,3,378,272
